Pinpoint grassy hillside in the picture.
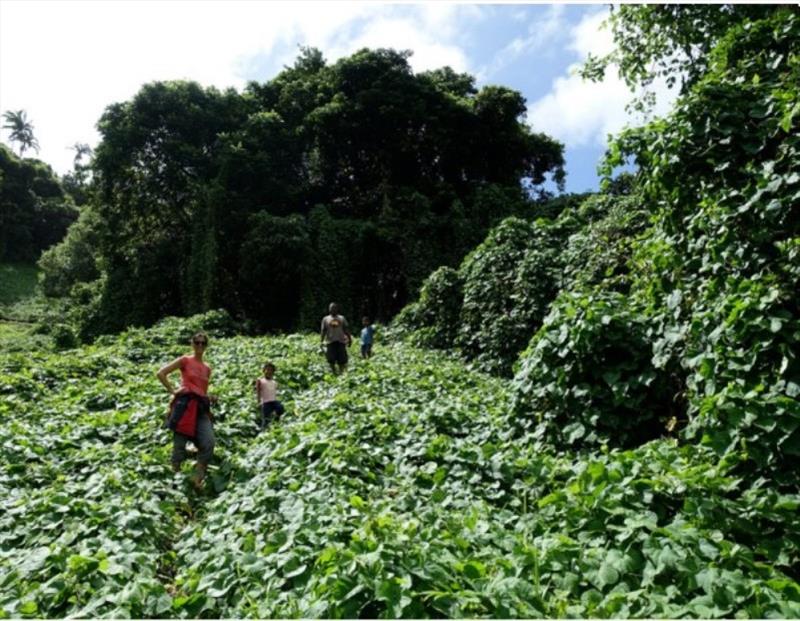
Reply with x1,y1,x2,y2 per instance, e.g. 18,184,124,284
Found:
0,263,39,307
0,263,55,352
1,315,798,618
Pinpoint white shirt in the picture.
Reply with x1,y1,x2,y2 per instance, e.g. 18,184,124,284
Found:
257,378,278,404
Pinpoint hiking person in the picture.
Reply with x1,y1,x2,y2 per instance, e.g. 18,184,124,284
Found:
157,331,217,490
254,362,285,431
360,316,376,359
320,302,351,374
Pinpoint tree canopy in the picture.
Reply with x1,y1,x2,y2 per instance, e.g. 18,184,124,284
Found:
0,145,77,262
45,47,565,338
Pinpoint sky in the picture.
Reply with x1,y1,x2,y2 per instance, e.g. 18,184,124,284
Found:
0,1,678,194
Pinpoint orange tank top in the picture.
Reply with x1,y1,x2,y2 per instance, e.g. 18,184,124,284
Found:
180,355,210,395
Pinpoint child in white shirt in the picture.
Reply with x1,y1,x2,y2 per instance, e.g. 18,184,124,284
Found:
254,362,285,431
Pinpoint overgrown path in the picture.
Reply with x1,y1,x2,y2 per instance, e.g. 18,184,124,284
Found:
1,324,799,618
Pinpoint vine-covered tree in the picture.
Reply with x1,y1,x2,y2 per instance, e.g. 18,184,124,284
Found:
47,47,566,336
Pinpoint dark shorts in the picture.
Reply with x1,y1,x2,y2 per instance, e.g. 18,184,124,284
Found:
361,343,372,357
259,400,285,430
326,341,348,366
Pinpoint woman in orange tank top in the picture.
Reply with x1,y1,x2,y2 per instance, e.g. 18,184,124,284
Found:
157,331,218,489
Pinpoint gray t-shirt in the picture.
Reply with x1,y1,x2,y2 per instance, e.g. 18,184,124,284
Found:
321,314,349,344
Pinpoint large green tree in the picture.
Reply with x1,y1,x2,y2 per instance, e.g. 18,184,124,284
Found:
51,48,566,336
0,145,77,262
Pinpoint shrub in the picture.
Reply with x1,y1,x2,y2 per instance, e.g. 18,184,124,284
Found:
558,194,650,293
604,8,800,478
392,266,463,349
70,277,106,343
98,308,240,351
51,324,78,350
394,193,650,375
512,290,680,449
457,217,559,375
679,277,800,475
38,207,102,297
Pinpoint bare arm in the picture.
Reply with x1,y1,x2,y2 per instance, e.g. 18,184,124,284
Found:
156,357,183,395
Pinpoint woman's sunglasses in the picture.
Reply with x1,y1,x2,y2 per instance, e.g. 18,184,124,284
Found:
193,339,208,346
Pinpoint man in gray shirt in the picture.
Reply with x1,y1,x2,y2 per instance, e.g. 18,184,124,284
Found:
321,302,352,375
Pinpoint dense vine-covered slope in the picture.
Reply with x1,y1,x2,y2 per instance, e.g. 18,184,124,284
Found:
1,315,798,618
2,9,799,618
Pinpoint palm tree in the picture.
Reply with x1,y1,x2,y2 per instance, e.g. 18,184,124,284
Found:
2,109,40,156
69,142,92,166
68,142,93,186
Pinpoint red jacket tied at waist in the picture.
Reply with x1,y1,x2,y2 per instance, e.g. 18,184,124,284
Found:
166,391,211,439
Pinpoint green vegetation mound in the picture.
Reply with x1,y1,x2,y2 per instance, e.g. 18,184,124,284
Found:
392,266,463,350
603,7,800,478
395,193,646,376
512,291,677,450
396,7,800,479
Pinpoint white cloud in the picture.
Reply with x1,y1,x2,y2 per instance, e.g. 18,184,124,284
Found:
0,1,479,175
567,8,614,58
326,15,470,73
527,7,678,149
478,5,566,82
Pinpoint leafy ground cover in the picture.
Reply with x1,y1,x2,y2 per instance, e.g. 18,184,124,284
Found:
1,316,798,618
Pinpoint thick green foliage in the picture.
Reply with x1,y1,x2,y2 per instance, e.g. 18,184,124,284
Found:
512,291,677,449
47,48,564,339
583,5,780,96
602,7,800,477
0,145,77,262
239,213,312,332
182,189,219,317
1,320,799,617
0,263,38,308
0,262,73,352
51,324,78,350
38,207,101,297
93,309,240,351
6,7,800,618
530,191,592,221
456,217,559,375
392,266,463,349
0,263,55,352
401,7,800,471
557,194,649,293
298,206,373,331
396,193,646,376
